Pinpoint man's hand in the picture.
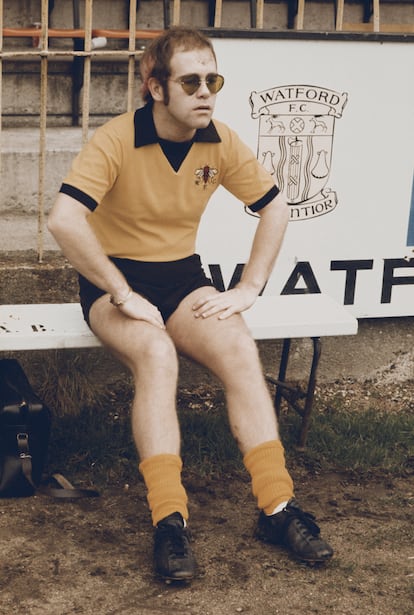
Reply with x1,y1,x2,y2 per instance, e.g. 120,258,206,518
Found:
117,292,165,329
192,287,258,320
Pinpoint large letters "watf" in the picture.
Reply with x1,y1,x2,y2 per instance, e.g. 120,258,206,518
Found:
208,258,414,306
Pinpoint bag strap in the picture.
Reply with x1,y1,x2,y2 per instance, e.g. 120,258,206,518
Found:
15,432,97,499
16,432,37,490
38,473,100,499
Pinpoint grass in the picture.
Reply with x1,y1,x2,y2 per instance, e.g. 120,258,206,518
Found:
42,376,414,487
33,354,414,484
35,350,113,417
281,406,414,474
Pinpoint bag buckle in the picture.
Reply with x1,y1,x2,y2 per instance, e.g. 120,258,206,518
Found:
17,433,32,459
19,452,32,459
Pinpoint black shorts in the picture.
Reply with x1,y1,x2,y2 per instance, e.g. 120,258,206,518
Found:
79,254,215,325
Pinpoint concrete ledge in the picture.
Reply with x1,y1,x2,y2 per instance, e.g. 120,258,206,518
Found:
0,251,77,304
1,127,85,216
0,216,59,252
1,127,83,154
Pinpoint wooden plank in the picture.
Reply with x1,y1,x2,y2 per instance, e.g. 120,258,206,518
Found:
340,23,414,33
0,303,101,350
214,0,223,28
336,0,344,31
296,0,305,30
373,0,380,33
172,0,181,26
243,294,358,339
0,295,358,351
256,0,264,29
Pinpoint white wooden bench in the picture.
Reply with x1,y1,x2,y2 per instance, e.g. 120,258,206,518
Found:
0,294,358,449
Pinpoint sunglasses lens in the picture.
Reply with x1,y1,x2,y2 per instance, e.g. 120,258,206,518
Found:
206,74,224,93
181,76,201,95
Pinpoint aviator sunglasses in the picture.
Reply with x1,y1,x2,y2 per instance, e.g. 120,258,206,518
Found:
170,73,225,96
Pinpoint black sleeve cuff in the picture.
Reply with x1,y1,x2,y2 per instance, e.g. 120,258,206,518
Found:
59,183,98,212
248,184,280,213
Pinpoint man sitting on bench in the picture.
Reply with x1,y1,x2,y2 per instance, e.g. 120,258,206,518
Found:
48,26,333,583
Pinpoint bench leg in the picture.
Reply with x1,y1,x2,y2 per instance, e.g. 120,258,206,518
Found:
267,336,322,449
274,338,291,418
297,336,321,450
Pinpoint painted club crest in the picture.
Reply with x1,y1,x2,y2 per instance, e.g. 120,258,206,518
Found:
250,85,348,220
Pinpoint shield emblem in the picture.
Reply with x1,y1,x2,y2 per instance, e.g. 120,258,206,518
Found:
250,85,348,220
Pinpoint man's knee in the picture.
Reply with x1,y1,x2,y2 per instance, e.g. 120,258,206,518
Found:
135,331,178,369
232,328,259,358
216,327,261,370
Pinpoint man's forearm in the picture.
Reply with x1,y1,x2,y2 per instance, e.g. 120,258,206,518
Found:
238,193,289,296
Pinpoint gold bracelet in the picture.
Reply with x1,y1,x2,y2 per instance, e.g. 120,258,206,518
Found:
109,288,133,307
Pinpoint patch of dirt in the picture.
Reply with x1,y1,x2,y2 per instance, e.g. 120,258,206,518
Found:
1,380,413,615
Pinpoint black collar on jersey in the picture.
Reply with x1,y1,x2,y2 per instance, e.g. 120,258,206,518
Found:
134,101,222,148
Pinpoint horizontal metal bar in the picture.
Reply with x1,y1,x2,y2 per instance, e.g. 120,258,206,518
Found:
2,28,161,39
266,374,306,397
0,50,145,59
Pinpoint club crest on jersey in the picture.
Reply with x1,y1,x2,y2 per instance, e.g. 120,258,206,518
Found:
195,164,218,189
250,85,348,221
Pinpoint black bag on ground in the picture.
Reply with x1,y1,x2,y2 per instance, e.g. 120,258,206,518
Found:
0,358,51,497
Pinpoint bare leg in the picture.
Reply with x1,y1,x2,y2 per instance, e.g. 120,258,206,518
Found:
167,287,279,454
89,295,180,460
167,287,295,516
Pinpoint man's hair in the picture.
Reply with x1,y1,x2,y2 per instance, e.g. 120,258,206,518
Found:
140,26,217,104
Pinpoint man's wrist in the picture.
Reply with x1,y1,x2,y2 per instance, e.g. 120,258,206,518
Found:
109,287,133,307
236,281,262,296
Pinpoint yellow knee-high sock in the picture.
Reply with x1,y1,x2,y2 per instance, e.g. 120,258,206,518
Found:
139,454,188,526
243,440,294,514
